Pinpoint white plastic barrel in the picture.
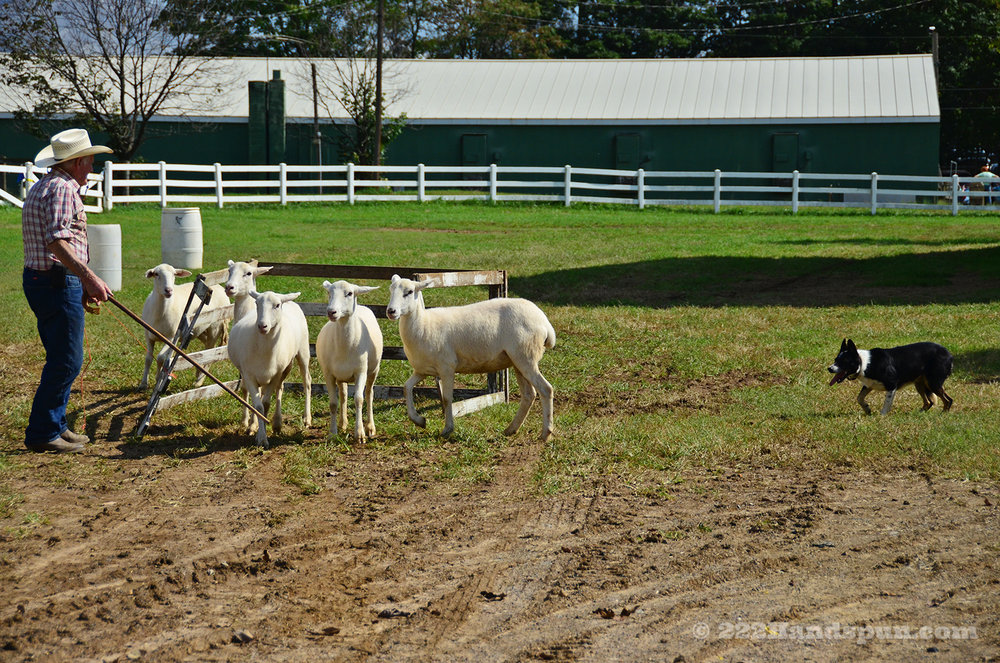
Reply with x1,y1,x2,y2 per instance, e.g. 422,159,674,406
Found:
161,207,203,270
86,223,122,291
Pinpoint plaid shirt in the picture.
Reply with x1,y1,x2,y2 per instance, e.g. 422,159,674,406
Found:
22,168,88,270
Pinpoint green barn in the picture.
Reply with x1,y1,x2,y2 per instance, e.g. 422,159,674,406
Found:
1,55,940,176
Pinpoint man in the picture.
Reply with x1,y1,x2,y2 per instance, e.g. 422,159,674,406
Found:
22,128,114,453
974,165,998,205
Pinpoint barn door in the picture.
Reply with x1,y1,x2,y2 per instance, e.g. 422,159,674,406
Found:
462,134,488,166
771,133,799,172
615,133,641,170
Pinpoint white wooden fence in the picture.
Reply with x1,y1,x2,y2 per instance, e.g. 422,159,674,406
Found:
3,161,999,215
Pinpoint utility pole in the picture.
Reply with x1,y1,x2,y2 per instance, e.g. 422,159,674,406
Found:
312,63,322,193
374,0,384,169
929,26,939,90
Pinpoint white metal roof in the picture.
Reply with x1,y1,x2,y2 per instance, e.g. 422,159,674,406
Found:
1,55,939,125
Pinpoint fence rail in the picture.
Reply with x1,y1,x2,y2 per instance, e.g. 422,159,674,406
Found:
2,162,998,215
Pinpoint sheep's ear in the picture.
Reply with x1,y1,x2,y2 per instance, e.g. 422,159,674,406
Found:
249,290,261,300
322,280,333,290
281,292,301,303
175,268,192,278
356,285,379,296
391,274,401,285
227,259,235,267
145,268,156,278
255,266,273,276
414,279,432,291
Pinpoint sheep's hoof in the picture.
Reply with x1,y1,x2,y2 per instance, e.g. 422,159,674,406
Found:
256,437,270,449
440,426,454,438
540,428,554,443
412,415,427,429
502,424,519,436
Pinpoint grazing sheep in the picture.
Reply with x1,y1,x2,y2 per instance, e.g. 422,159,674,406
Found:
139,263,228,389
315,280,383,442
227,290,312,448
385,274,556,441
223,259,273,321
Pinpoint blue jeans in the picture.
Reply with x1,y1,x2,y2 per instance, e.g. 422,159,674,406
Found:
23,267,85,447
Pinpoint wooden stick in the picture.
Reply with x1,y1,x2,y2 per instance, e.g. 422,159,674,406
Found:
106,295,268,422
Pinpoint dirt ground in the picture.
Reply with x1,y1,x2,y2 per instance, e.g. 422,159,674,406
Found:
2,388,999,663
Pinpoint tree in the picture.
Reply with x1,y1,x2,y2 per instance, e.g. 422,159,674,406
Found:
0,0,231,162
557,0,715,59
302,59,407,166
703,0,1000,164
426,0,566,59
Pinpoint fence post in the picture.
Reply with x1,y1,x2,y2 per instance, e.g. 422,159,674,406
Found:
103,161,114,211
637,168,645,209
417,163,425,202
279,163,288,205
870,172,878,215
713,169,722,213
791,170,800,214
347,162,355,205
159,161,167,208
951,174,960,216
214,163,223,209
564,165,572,207
489,163,498,202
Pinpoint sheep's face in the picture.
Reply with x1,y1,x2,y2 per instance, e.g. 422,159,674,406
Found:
225,260,271,299
322,280,378,322
386,274,429,321
146,263,190,299
251,290,300,335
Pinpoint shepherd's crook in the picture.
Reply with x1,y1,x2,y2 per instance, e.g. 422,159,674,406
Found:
106,295,268,422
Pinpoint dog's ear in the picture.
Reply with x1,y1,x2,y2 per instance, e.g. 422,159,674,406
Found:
840,338,847,351
846,339,857,352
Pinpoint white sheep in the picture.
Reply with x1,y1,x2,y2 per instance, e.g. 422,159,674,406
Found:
223,259,273,321
315,280,383,442
385,274,556,441
224,259,275,433
227,290,312,448
139,263,229,389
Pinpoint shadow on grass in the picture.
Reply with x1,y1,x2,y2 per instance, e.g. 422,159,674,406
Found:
954,349,1000,384
513,246,1000,308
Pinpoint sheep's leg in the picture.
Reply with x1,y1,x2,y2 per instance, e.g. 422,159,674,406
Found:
439,372,455,437
518,362,554,442
139,337,156,389
323,372,338,437
239,378,256,435
363,370,378,439
403,372,427,428
245,379,269,448
271,382,283,434
299,350,312,429
354,371,368,442
504,368,536,437
191,334,209,387
338,382,350,434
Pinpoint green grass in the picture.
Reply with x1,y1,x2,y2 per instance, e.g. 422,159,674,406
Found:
2,202,1000,498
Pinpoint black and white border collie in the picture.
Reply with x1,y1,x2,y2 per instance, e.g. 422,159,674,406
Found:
827,339,954,415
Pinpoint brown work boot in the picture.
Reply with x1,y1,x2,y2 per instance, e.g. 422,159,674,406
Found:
61,429,90,445
27,438,85,454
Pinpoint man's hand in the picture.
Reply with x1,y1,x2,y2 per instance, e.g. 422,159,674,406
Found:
82,294,101,315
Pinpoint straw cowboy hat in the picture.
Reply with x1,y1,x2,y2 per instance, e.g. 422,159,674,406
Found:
34,128,112,168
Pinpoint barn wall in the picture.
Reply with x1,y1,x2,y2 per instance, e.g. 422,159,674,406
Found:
1,118,939,177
